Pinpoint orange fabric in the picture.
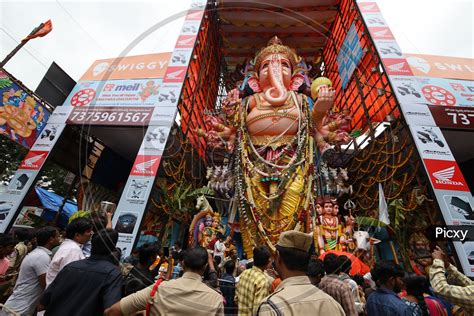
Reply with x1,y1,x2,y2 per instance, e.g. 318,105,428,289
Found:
319,250,371,276
24,20,52,41
271,278,282,292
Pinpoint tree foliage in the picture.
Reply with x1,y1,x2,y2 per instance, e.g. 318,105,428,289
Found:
0,135,27,184
0,135,72,197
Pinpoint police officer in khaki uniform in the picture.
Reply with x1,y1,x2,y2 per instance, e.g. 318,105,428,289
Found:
257,231,345,315
105,246,223,316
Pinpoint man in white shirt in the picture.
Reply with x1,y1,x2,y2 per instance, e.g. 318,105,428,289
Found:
46,217,92,287
213,233,226,262
2,227,60,316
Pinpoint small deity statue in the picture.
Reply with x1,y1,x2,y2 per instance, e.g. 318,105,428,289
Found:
198,212,225,249
315,196,352,254
408,232,433,275
315,197,324,216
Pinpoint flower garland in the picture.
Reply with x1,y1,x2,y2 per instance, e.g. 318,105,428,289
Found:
235,91,314,250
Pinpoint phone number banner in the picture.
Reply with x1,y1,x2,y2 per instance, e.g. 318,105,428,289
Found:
67,106,154,126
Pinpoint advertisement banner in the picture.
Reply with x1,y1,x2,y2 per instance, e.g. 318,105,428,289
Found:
435,190,474,225
423,159,470,192
362,13,388,28
79,53,171,81
359,2,474,276
358,2,380,13
453,242,474,275
112,175,155,256
169,49,193,67
406,54,474,81
383,58,414,76
113,0,207,257
337,23,363,89
417,77,473,107
67,106,154,126
129,155,161,177
32,123,66,151
374,40,403,59
47,106,73,124
63,79,163,107
176,35,197,49
409,125,454,161
19,151,49,170
163,66,188,82
0,122,65,232
180,20,201,36
399,103,436,127
428,105,474,129
138,125,172,156
0,70,50,148
390,76,473,107
368,27,395,40
433,189,474,276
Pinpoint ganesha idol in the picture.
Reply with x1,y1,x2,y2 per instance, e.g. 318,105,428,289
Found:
199,37,353,255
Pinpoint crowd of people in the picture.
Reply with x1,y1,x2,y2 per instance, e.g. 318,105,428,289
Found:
0,216,472,315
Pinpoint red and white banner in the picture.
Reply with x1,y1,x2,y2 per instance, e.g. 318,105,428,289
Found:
368,27,395,40
424,159,469,192
112,0,207,257
19,151,48,170
358,0,474,276
383,58,414,76
130,155,161,177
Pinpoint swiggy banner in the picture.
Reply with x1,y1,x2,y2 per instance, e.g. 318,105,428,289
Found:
406,54,474,81
80,53,171,81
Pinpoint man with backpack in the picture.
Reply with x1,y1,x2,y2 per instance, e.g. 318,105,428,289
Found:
123,244,157,296
105,246,224,316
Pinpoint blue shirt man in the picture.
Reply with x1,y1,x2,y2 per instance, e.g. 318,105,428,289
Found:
366,262,412,316
367,288,412,316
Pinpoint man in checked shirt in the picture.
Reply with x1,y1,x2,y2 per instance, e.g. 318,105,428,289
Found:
430,246,474,315
319,253,358,316
236,246,271,315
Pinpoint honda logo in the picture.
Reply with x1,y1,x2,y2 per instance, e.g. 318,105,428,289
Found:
165,68,186,81
433,166,455,182
131,155,161,176
388,62,406,72
432,166,464,186
134,158,159,173
20,151,48,170
424,159,468,192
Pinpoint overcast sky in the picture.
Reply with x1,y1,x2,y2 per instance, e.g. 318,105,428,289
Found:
0,0,472,90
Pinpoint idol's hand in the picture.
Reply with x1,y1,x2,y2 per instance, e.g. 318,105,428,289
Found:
315,85,336,112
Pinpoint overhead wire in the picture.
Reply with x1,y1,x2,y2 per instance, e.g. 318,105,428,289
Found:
55,0,106,52
0,27,49,69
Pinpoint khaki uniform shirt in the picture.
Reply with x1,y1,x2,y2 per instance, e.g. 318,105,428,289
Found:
8,242,29,270
121,271,224,316
257,276,346,316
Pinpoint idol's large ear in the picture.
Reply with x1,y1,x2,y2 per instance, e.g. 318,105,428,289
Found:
247,75,262,93
290,73,305,91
